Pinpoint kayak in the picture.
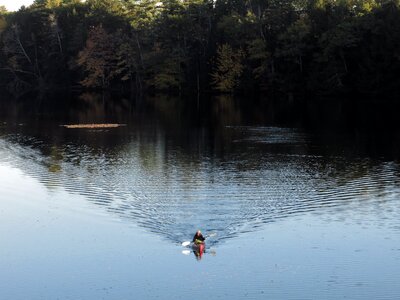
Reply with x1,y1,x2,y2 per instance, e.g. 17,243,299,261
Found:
192,242,205,253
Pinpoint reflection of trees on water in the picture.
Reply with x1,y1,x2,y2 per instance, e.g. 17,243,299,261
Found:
48,145,63,173
2,92,400,159
212,95,242,127
1,117,400,246
1,93,400,244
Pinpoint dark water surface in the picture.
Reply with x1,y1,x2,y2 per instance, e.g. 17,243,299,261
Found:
1,94,400,299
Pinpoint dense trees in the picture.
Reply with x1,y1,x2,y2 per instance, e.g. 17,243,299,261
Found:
1,0,400,97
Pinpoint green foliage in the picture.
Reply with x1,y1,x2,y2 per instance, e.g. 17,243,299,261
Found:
277,16,312,73
76,25,117,88
212,44,244,93
150,57,184,90
247,38,270,79
0,0,400,97
0,6,7,14
114,33,138,82
0,15,7,35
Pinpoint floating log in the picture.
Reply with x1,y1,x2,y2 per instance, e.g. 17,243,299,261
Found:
62,123,126,129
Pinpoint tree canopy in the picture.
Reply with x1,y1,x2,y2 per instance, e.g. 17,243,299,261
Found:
1,0,400,97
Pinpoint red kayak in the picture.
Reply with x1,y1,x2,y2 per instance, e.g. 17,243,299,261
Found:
192,242,205,257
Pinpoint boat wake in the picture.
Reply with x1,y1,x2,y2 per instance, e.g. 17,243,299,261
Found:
1,126,400,247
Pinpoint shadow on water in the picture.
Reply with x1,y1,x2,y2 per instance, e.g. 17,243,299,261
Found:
1,92,400,246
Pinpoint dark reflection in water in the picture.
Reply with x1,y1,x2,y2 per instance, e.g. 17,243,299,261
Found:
1,93,400,246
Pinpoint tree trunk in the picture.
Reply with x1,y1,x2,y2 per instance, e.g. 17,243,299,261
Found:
340,49,348,73
135,34,144,69
56,30,63,54
14,27,32,65
299,55,303,73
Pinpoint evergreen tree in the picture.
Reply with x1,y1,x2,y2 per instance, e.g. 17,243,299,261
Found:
211,44,244,93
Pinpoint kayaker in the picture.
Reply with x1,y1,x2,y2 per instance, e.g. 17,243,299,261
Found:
192,230,205,245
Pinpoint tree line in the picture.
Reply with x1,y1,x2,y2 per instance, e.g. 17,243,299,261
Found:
1,0,400,97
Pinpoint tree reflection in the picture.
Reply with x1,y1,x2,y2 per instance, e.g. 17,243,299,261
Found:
1,93,400,246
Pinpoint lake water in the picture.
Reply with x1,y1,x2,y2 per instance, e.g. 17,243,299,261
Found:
1,94,400,299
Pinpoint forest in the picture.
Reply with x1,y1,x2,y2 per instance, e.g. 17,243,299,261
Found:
0,0,400,98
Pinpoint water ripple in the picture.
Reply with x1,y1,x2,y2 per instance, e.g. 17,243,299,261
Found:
1,126,400,246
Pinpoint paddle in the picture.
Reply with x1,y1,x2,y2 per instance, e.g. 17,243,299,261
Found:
181,241,191,247
181,232,216,247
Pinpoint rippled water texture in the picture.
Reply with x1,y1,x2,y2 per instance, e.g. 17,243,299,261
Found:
1,124,399,244
1,95,400,299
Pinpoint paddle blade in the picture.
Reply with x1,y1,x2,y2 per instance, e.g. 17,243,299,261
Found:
181,241,191,247
182,250,191,255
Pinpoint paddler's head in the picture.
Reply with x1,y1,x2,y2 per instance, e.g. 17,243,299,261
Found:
196,230,201,235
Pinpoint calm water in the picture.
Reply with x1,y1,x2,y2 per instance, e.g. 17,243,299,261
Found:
1,94,400,299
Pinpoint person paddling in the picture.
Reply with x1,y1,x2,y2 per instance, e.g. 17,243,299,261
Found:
192,230,206,260
192,230,205,245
